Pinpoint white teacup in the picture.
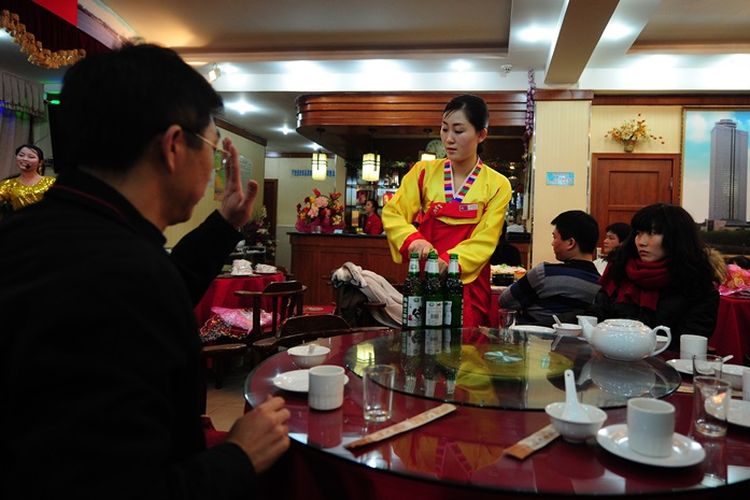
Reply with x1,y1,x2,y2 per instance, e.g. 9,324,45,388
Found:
308,365,345,411
577,315,598,328
680,334,707,360
627,397,675,458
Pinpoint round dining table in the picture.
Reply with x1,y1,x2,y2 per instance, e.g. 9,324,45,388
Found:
245,327,750,499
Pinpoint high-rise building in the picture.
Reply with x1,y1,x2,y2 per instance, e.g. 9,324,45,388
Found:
709,119,748,221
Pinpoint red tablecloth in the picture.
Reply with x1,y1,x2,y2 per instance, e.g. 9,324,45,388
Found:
193,273,284,326
709,295,750,363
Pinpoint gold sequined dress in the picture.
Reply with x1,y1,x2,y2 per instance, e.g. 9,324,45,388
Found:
0,176,56,210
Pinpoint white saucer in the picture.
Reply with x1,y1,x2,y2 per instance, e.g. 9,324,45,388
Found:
271,369,348,393
509,325,555,335
728,399,750,428
666,358,692,375
596,424,705,467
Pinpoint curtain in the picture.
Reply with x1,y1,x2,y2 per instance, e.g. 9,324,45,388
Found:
0,70,45,117
0,106,32,180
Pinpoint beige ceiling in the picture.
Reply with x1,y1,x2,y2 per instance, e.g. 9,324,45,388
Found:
3,0,749,154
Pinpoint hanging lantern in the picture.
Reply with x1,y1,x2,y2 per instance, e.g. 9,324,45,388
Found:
311,152,327,180
362,152,380,182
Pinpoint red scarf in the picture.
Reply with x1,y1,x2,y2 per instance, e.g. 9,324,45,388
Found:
600,258,671,311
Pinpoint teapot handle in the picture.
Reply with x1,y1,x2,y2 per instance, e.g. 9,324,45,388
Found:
651,326,671,356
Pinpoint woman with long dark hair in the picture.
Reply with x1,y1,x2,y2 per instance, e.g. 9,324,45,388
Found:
594,203,719,349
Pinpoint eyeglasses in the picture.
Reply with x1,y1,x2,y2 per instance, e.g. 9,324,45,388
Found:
189,130,229,170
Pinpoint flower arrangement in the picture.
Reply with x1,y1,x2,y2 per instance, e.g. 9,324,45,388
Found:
605,114,664,151
240,206,276,259
295,188,345,233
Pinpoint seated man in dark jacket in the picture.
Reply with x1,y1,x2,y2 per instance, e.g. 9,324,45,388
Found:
500,210,601,326
0,44,289,499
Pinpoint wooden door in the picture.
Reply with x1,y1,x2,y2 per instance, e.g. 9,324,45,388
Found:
591,153,681,245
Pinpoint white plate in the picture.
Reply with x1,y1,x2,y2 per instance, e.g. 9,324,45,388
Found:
596,424,705,467
666,358,692,375
509,325,555,335
728,399,750,428
271,369,348,393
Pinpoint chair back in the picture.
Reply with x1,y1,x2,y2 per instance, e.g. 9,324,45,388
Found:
234,280,307,338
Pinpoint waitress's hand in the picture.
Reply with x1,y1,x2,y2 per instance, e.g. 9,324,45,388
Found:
408,239,434,260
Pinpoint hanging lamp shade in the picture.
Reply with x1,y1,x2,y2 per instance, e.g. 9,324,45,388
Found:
362,153,380,182
311,152,327,180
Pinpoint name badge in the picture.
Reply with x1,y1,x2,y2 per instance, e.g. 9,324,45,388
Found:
460,204,478,212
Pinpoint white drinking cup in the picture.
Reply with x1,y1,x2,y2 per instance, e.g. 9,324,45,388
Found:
680,334,707,360
627,397,675,458
308,365,345,411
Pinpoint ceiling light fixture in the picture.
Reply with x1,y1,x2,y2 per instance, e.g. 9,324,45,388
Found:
311,151,328,181
207,63,221,83
420,153,437,161
362,153,380,182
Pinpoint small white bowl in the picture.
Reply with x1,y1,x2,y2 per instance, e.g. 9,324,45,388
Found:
553,323,583,337
721,364,745,390
545,402,608,443
287,344,331,368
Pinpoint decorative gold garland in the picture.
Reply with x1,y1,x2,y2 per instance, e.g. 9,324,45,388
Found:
1,10,85,69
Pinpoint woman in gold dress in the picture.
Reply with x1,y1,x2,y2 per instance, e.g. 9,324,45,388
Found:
0,144,55,212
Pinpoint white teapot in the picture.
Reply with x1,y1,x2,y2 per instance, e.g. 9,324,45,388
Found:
580,319,671,361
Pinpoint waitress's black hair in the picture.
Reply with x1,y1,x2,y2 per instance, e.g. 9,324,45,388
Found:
366,198,379,210
443,94,489,154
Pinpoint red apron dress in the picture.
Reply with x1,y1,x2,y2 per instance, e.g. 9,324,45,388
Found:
418,201,491,332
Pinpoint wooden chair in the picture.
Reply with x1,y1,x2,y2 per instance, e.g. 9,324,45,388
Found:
256,313,351,359
202,280,306,387
234,280,307,366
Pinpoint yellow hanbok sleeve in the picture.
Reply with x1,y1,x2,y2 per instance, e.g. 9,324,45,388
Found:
382,160,432,263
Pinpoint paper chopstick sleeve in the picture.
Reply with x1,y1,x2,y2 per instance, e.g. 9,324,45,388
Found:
345,403,457,449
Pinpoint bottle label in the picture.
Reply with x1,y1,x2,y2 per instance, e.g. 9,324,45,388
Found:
443,300,452,326
425,330,442,354
425,300,443,326
404,296,423,327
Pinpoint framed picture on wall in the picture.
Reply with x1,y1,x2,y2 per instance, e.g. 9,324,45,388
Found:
682,109,750,226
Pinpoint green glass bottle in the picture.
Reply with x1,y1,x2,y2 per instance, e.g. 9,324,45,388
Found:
443,253,463,328
424,251,443,328
402,252,424,328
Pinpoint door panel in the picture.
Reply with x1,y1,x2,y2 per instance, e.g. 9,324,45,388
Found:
591,153,681,246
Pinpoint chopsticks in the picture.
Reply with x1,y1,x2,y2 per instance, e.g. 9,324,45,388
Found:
344,403,457,449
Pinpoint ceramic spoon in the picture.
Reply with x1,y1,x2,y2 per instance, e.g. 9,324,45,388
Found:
561,369,591,423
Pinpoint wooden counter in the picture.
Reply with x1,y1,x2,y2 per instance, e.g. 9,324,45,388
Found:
289,232,407,305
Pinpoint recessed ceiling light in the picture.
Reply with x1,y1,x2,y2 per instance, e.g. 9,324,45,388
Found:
518,26,555,43
219,63,240,74
451,59,471,72
601,22,633,41
226,100,257,114
281,125,291,135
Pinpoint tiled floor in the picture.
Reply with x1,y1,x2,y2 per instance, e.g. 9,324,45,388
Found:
205,368,249,431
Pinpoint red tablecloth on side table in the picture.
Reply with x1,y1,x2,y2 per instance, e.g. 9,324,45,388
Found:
709,295,750,363
194,273,284,327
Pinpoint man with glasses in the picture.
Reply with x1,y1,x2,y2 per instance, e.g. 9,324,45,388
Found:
0,44,289,499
